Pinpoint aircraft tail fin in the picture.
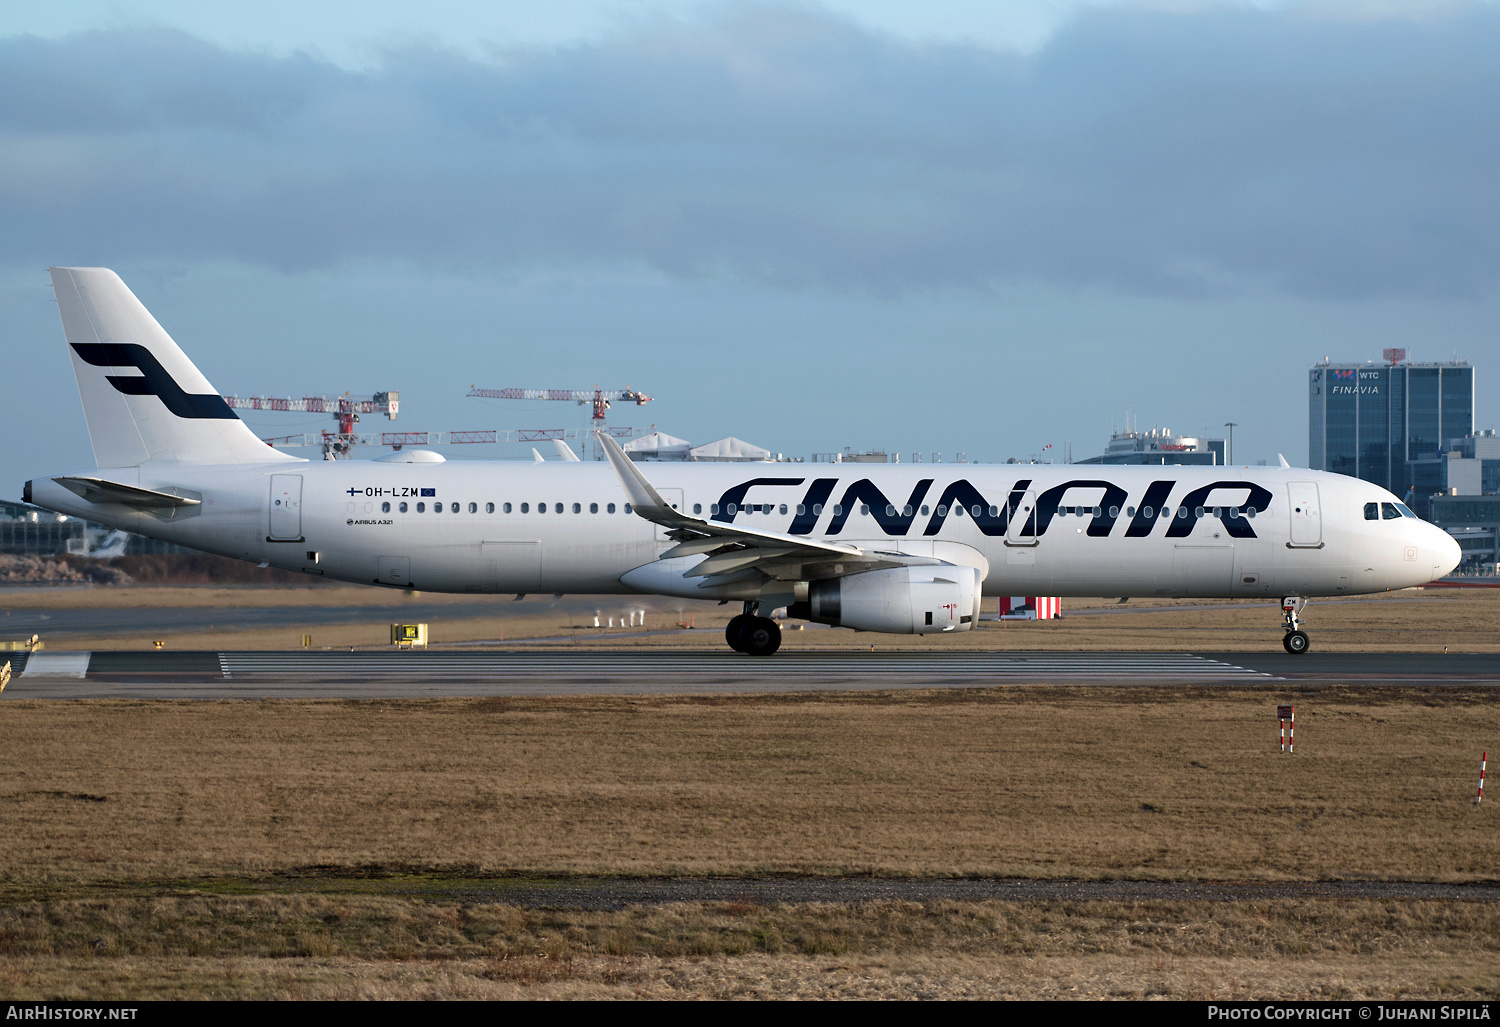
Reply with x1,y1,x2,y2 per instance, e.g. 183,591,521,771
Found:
49,267,298,467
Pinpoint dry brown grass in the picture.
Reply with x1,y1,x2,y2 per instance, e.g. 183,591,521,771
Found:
0,895,1495,999
2,585,1498,998
0,688,1494,881
0,685,1497,997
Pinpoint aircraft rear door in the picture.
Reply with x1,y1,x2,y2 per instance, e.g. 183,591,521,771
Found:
269,474,303,540
1287,482,1323,548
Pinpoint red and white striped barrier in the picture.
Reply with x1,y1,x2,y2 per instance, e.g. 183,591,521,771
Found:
1477,752,1487,804
997,596,1061,620
1278,704,1294,753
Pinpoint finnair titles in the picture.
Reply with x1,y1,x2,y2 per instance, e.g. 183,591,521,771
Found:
25,269,1460,656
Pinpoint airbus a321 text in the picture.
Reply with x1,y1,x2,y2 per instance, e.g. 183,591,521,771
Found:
24,269,1461,655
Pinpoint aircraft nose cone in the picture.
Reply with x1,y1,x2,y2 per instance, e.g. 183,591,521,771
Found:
1422,524,1458,581
1433,526,1461,578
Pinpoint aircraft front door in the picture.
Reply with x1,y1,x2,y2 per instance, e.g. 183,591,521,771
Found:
1288,482,1323,548
269,474,303,540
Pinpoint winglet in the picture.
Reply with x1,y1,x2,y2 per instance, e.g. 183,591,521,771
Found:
596,431,678,521
1277,453,1291,468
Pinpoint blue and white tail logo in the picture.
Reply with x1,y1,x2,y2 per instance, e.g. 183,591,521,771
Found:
70,343,236,419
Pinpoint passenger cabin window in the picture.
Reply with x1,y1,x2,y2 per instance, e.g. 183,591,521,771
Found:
382,502,390,513
468,502,477,514
520,503,529,513
503,502,512,513
693,503,702,514
607,503,616,513
486,502,494,513
399,502,408,513
590,503,599,514
555,503,564,514
416,502,425,513
572,503,581,514
624,503,632,514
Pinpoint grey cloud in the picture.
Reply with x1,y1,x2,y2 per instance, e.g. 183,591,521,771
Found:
2,4,1498,297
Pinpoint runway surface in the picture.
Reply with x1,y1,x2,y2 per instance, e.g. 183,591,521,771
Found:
3,648,1495,698
0,591,1465,642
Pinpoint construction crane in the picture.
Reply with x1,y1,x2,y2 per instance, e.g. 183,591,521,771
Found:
466,385,653,459
221,391,398,460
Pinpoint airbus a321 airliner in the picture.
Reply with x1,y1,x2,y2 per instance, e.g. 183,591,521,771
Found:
24,268,1461,656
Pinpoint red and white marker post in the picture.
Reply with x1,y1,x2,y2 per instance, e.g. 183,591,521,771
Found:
1278,705,1295,753
1477,752,1487,805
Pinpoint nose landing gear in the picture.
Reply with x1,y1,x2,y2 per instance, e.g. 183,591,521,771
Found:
1281,596,1310,654
725,601,782,656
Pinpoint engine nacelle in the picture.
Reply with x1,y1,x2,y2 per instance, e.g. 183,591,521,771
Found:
788,566,981,634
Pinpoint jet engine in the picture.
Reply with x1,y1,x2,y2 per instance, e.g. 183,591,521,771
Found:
787,566,982,634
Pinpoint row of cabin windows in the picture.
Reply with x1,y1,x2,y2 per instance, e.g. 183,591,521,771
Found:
706,502,1262,519
378,501,634,515
368,499,1264,521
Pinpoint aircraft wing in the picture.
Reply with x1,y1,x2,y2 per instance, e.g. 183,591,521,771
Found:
597,432,941,587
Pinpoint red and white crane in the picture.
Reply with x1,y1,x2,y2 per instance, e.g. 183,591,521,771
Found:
466,385,653,458
221,391,398,459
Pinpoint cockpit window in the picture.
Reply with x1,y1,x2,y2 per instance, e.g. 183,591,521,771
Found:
1381,502,1401,520
1364,502,1379,520
1394,502,1417,518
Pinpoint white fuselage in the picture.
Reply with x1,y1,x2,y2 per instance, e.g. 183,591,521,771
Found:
27,458,1461,601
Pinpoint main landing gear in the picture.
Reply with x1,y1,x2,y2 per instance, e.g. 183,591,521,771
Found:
725,601,782,656
1281,596,1310,655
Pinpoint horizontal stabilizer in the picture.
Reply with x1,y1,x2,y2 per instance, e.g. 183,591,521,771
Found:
54,476,201,510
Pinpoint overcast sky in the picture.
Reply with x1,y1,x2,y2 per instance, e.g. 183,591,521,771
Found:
3,0,1497,489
